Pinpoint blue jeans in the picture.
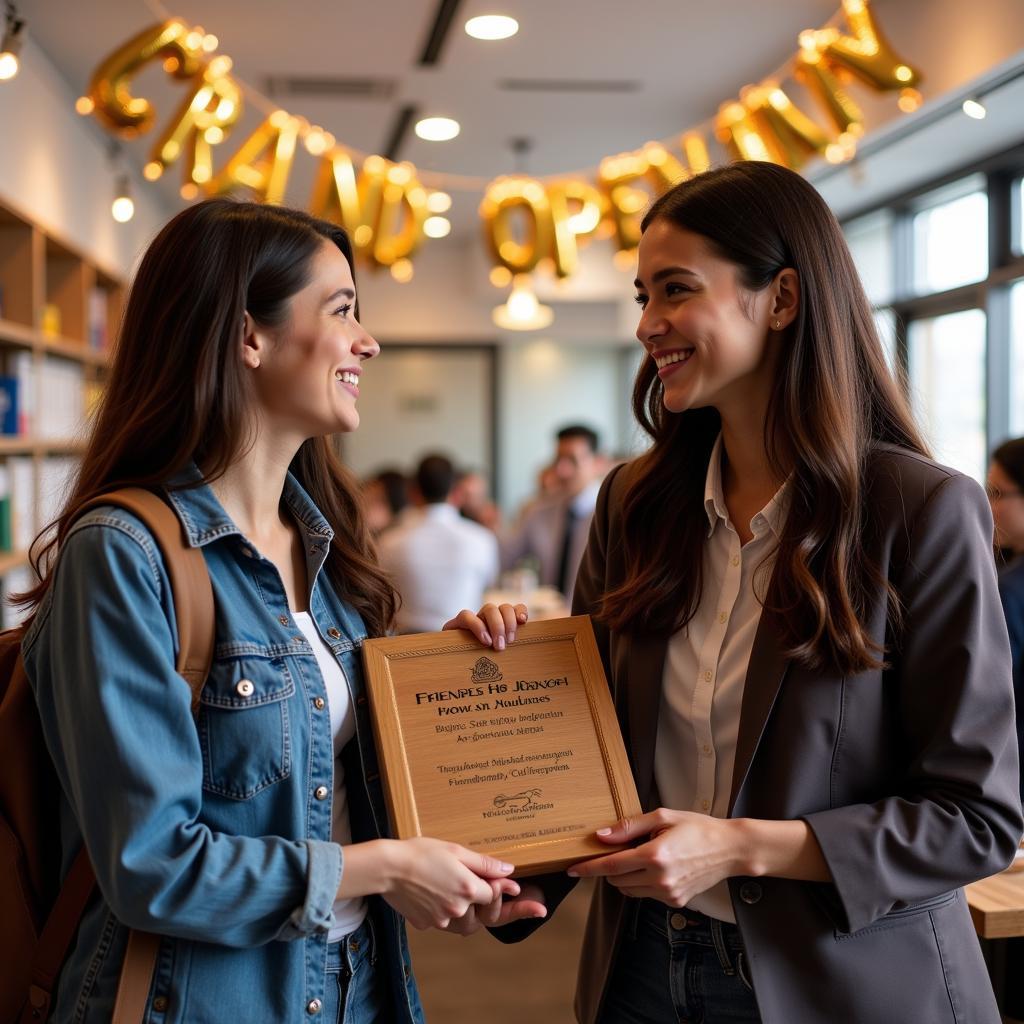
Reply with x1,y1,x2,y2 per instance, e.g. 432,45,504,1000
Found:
322,917,389,1023
599,900,762,1024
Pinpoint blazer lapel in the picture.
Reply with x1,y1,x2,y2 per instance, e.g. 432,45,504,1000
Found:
625,631,669,810
728,600,791,814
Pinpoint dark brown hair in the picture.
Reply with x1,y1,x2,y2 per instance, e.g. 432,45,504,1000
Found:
599,161,928,673
22,198,396,636
993,437,1024,492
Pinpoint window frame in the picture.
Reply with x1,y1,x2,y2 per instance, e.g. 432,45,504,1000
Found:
841,141,1024,467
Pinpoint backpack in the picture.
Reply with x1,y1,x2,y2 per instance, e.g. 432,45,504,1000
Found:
0,488,214,1024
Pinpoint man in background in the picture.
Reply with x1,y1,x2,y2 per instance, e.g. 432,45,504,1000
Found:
379,453,499,633
501,424,605,603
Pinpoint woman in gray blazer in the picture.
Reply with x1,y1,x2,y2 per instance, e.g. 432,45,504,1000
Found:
452,161,1023,1024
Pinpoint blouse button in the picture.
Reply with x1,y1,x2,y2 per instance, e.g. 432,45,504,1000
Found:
327,627,342,640
236,679,255,697
313,697,326,710
314,786,329,801
306,998,322,1015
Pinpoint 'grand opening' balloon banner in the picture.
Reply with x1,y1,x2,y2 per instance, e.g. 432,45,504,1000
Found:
82,0,921,284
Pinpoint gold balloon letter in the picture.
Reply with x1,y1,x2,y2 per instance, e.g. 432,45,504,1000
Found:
740,83,831,169
811,0,921,92
207,112,300,205
480,177,554,276
148,59,242,185
548,180,607,278
88,20,205,135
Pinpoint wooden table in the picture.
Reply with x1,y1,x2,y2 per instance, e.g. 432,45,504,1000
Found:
966,860,1024,939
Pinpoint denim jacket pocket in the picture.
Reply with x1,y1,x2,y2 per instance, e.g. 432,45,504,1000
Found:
199,653,295,799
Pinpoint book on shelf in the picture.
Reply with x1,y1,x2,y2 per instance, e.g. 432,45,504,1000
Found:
88,288,108,352
9,455,33,553
41,304,62,339
38,357,85,442
0,375,18,435
0,464,11,552
9,351,34,436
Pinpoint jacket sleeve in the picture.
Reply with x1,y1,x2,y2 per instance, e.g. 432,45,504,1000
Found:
490,469,624,944
23,518,343,948
803,472,1024,934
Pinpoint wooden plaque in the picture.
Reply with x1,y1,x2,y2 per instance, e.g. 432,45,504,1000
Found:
362,615,642,876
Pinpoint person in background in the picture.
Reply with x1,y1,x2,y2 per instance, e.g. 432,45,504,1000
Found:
989,437,1024,800
378,453,500,633
362,467,409,536
500,424,605,602
451,468,500,531
20,200,527,1024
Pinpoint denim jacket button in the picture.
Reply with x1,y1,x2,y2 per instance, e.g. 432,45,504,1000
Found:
236,679,255,697
314,786,329,800
278,615,290,626
152,996,168,1012
327,627,341,640
670,912,687,930
313,697,326,710
306,998,322,1014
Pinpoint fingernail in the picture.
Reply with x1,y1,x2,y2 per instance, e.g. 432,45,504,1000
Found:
482,632,492,645
508,630,516,643
596,828,613,836
500,862,513,872
496,635,506,651
518,612,527,622
567,869,579,877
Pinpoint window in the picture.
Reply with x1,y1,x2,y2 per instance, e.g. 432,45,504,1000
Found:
1011,280,1024,436
912,179,988,295
845,210,893,306
907,309,987,481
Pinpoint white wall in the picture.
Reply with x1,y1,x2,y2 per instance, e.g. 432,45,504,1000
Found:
0,36,172,276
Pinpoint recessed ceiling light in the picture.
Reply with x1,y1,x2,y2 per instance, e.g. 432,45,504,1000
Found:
415,116,460,142
962,98,986,120
465,15,519,41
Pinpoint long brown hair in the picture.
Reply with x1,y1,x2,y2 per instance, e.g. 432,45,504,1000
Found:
21,198,396,636
599,161,927,673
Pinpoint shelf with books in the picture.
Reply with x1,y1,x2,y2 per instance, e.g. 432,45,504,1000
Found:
0,194,122,587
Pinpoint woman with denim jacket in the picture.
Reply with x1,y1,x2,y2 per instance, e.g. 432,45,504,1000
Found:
21,199,533,1023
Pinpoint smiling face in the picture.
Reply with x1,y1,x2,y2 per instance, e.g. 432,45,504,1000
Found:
248,239,379,440
634,219,788,421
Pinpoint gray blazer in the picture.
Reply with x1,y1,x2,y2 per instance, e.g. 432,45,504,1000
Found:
499,444,1023,1024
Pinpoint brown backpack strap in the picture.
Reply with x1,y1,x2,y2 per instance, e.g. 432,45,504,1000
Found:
26,488,215,1022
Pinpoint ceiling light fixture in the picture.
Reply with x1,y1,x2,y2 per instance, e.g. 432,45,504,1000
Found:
415,116,460,142
424,215,451,239
465,15,519,41
962,98,987,120
492,275,553,331
111,174,135,223
0,1,25,83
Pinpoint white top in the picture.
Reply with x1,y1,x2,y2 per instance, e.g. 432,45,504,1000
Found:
500,478,602,602
292,612,367,941
378,503,500,633
654,435,787,923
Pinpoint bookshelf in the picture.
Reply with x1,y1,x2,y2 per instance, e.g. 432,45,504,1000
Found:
0,195,120,625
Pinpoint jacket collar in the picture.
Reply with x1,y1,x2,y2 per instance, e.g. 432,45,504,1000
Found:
164,463,334,548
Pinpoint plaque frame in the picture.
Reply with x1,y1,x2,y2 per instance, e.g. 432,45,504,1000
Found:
361,615,642,877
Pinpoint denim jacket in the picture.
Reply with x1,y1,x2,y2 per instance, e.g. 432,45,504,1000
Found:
23,468,425,1024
